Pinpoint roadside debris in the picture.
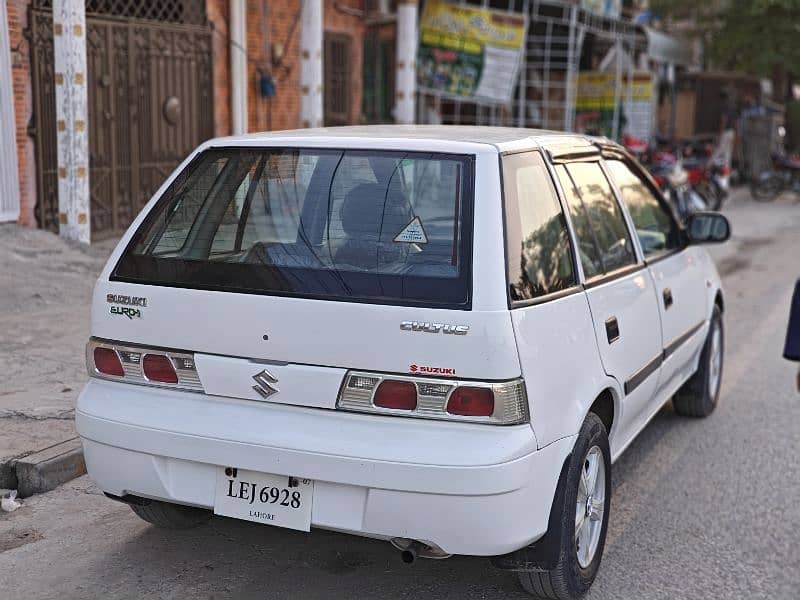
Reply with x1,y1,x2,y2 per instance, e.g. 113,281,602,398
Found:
2,490,22,512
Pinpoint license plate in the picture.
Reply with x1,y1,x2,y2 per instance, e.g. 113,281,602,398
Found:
214,467,314,532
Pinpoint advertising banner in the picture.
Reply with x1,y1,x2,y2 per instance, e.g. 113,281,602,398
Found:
417,1,527,104
580,0,622,19
575,71,656,140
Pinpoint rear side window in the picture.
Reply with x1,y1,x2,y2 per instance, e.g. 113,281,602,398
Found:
555,162,637,279
113,148,473,308
502,151,575,302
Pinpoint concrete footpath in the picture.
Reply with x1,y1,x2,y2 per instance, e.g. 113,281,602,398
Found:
0,224,116,495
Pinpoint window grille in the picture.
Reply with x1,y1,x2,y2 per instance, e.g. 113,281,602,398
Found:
33,0,206,25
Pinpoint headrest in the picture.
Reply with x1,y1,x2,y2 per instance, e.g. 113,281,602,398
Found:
339,183,401,239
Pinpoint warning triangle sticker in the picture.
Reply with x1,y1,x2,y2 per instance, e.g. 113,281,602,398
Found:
393,216,428,244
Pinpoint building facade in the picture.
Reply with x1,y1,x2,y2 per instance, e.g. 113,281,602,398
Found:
5,0,402,238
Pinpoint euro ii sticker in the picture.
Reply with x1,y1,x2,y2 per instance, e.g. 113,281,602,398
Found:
110,305,141,319
393,216,428,244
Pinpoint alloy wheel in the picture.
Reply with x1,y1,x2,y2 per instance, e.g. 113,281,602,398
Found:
575,446,606,568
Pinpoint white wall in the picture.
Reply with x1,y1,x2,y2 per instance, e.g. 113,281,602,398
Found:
0,0,20,222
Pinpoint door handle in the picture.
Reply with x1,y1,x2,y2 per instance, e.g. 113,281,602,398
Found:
663,288,674,309
605,316,620,344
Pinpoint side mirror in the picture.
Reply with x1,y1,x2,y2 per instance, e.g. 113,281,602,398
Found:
686,211,731,244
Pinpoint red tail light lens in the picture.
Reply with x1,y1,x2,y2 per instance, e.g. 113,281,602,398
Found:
447,386,494,417
373,380,417,410
142,354,178,384
93,347,125,377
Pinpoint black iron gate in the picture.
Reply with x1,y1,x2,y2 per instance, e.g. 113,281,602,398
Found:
29,1,213,236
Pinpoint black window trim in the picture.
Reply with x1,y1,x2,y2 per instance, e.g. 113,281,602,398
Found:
499,149,583,310
110,145,477,311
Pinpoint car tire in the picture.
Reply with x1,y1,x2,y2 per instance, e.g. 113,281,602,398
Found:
673,305,724,418
518,413,611,599
750,172,781,201
130,500,212,529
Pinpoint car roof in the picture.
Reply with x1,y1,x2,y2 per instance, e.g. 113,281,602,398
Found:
206,125,598,153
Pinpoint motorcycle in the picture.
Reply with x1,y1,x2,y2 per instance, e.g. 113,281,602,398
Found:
648,150,708,222
751,153,800,201
626,135,729,213
683,150,729,210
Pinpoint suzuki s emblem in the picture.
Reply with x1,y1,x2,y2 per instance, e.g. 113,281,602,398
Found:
252,369,279,399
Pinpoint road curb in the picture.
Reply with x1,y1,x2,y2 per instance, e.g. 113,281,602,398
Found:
3,438,86,498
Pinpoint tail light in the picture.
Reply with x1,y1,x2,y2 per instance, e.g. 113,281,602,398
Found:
93,347,125,377
86,338,204,392
373,380,417,410
337,371,528,425
447,386,494,417
142,354,179,384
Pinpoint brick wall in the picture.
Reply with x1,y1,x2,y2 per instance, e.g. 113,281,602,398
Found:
9,0,35,226
212,0,368,134
246,0,301,132
323,0,365,126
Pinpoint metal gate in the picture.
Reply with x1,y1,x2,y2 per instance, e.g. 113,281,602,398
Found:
29,1,213,236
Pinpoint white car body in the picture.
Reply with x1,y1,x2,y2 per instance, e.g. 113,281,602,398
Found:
77,126,724,560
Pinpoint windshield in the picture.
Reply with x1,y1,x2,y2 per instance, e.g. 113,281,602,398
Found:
112,147,474,308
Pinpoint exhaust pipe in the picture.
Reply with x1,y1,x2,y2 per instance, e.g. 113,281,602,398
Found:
400,540,425,564
391,537,451,562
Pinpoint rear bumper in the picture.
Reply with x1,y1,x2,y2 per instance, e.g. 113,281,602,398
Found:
76,379,574,556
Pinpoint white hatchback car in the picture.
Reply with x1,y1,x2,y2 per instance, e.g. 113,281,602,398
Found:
78,126,729,599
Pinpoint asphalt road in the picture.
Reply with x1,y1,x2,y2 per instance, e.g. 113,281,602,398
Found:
1,191,799,600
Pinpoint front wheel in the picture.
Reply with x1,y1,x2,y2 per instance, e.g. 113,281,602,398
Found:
518,413,611,599
698,180,722,211
673,305,724,417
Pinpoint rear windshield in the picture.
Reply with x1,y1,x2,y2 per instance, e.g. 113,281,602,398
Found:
112,147,474,308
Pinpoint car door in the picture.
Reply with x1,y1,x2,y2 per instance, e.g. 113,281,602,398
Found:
554,160,663,442
604,158,708,394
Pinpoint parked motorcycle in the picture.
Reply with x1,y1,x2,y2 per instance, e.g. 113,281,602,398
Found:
628,135,729,213
647,150,708,222
683,151,729,210
750,153,800,201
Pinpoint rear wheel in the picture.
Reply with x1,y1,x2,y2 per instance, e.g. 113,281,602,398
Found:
518,413,611,599
710,176,729,208
673,305,724,417
130,500,212,529
750,172,782,201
